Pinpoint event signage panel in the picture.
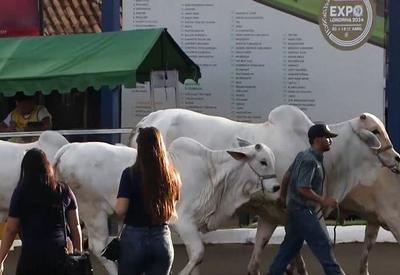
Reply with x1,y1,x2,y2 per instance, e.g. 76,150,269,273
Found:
121,0,385,130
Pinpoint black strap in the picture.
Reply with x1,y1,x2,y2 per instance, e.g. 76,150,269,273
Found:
116,224,125,240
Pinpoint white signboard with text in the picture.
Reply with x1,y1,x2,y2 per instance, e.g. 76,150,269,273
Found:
121,0,385,129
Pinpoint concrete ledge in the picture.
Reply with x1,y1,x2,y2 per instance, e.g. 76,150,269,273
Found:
6,226,396,248
0,240,21,251
172,225,396,244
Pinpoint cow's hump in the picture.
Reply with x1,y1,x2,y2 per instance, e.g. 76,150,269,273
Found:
38,131,69,148
268,105,312,133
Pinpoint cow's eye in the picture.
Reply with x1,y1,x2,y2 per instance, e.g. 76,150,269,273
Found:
372,129,380,135
260,160,268,166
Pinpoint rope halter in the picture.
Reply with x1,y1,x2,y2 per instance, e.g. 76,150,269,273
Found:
247,162,277,194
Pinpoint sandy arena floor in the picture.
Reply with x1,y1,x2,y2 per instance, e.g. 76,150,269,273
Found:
2,242,400,275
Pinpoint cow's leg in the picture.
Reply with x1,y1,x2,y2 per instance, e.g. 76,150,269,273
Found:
358,223,379,275
85,211,118,275
287,253,308,275
247,217,278,275
173,220,204,275
383,216,400,243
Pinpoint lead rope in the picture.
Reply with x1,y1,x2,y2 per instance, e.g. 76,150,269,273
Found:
316,205,340,247
333,205,340,247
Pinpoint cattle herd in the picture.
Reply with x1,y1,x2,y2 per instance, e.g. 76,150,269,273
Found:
1,105,400,275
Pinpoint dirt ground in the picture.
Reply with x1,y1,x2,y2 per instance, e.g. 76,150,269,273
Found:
3,243,399,275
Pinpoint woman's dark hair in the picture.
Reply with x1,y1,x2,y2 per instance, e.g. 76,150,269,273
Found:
134,127,180,224
17,148,60,205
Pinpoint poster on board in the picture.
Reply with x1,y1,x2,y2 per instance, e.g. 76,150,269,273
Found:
0,0,40,37
121,0,385,129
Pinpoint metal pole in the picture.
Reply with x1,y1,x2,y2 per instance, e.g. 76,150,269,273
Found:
38,0,44,35
101,0,121,144
387,0,400,150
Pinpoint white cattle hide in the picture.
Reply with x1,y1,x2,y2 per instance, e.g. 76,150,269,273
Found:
131,105,400,275
54,142,136,275
169,137,280,275
131,106,312,179
340,168,400,275
0,131,68,221
54,138,280,275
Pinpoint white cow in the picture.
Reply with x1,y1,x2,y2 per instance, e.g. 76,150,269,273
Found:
54,142,136,275
169,137,280,275
283,169,400,275
0,131,68,221
131,106,313,179
131,105,400,275
54,139,280,275
340,168,400,275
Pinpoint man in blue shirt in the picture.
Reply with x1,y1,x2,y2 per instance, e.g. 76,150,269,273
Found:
267,124,344,275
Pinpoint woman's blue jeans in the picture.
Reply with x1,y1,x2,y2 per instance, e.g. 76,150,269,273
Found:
268,205,343,275
118,225,174,275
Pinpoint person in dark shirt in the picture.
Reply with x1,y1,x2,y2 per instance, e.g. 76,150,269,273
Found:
267,124,344,275
115,127,180,275
0,148,82,275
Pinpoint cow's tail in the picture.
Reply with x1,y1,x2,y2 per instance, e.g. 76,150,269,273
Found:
128,116,148,148
128,128,138,148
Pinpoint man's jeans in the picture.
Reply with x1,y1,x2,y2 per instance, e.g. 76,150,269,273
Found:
118,225,174,275
268,204,343,275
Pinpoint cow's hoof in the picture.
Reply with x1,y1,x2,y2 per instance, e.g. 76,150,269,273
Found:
297,270,309,275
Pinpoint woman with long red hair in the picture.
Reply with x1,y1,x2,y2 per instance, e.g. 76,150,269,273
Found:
115,127,180,275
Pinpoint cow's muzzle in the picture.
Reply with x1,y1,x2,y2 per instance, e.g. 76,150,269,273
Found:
390,165,400,174
256,173,279,194
272,185,280,193
376,145,400,174
260,176,279,194
393,156,400,174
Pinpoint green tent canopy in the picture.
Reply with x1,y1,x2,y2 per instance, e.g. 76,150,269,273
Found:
0,28,201,96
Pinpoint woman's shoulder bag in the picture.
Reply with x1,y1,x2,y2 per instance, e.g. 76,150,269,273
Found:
101,224,124,262
60,193,94,275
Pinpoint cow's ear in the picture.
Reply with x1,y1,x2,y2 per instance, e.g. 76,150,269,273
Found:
358,129,381,150
227,151,248,160
236,137,252,147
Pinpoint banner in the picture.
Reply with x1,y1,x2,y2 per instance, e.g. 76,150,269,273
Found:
0,0,40,37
